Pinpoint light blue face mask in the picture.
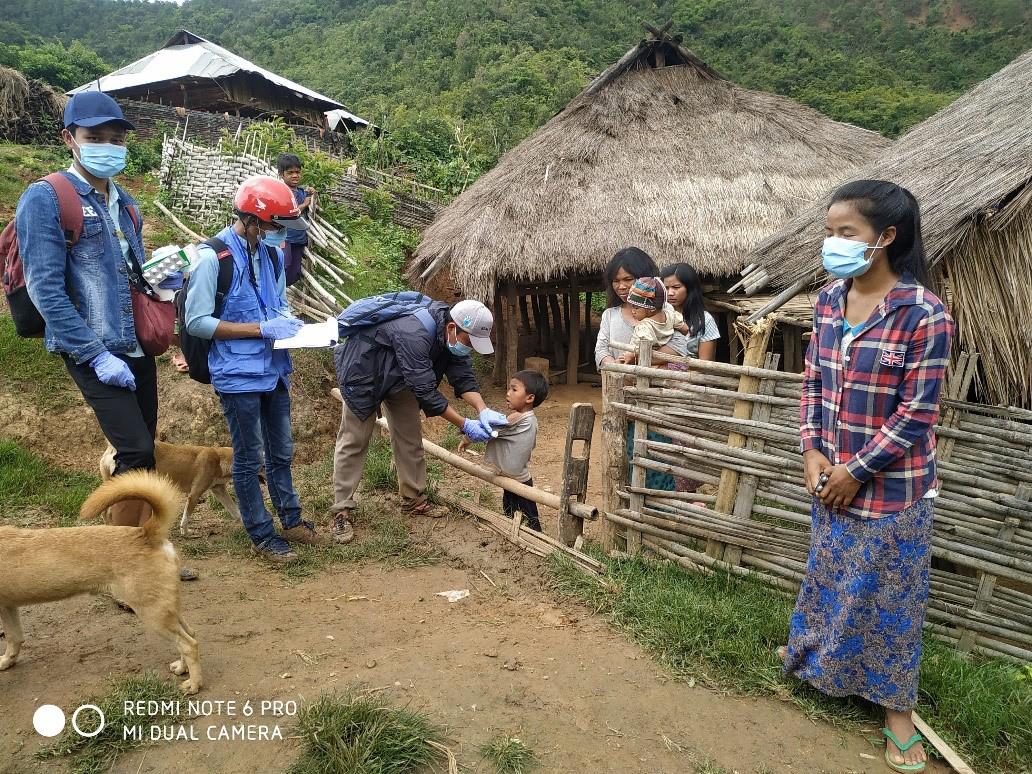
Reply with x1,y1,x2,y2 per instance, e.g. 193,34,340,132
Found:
821,235,883,279
447,327,473,357
74,140,127,179
261,228,287,248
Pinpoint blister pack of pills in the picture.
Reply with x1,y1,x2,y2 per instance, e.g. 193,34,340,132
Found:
142,245,193,286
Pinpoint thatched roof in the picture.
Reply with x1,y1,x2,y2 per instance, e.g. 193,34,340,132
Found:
410,26,890,301
740,48,1032,405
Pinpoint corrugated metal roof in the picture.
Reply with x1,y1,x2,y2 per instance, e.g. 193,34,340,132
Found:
69,29,351,115
325,108,370,130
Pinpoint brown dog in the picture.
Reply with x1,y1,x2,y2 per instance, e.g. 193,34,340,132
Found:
100,441,239,537
0,470,203,694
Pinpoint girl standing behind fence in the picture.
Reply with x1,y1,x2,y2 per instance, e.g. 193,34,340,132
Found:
660,263,720,361
782,180,954,774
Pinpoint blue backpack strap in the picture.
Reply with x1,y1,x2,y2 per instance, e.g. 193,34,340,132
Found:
413,307,437,339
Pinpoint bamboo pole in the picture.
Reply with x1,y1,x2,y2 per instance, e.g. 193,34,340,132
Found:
436,490,603,578
153,199,206,243
911,713,977,774
601,369,627,552
372,417,598,522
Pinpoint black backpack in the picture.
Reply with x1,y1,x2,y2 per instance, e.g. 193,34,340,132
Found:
174,238,281,384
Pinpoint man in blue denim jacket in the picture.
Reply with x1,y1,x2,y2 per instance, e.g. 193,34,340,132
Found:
184,176,330,565
16,93,186,545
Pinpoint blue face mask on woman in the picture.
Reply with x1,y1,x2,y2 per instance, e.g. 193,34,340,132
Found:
821,235,883,279
74,141,127,179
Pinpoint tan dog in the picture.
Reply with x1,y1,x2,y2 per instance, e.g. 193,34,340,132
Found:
0,470,203,694
100,441,239,537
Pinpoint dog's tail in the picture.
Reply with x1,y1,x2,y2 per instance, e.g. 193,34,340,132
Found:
79,470,181,546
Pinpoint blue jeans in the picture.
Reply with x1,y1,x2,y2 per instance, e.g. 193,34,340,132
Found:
218,382,302,547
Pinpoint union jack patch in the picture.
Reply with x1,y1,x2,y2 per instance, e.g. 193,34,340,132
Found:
880,348,905,367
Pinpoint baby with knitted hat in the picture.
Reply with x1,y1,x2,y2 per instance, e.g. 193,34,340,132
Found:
616,276,685,364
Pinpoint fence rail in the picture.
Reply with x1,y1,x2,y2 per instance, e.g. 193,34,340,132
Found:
601,326,1032,663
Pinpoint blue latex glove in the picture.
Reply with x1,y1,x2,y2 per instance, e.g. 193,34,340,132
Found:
462,419,492,443
158,270,184,290
89,352,136,390
478,407,509,435
259,317,304,340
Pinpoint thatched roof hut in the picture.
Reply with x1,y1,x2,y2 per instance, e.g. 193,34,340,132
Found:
741,48,1032,406
410,24,889,384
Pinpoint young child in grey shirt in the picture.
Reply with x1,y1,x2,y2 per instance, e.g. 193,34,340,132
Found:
459,369,548,531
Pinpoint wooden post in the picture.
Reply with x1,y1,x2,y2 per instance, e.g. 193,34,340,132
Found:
518,293,531,336
567,280,581,386
782,325,804,373
505,283,519,382
727,312,743,364
533,294,550,354
559,403,596,545
626,339,653,554
724,352,780,566
583,290,593,367
709,317,775,559
601,369,627,552
548,293,566,368
493,290,506,386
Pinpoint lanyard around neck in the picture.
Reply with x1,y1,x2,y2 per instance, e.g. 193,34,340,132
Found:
230,229,270,320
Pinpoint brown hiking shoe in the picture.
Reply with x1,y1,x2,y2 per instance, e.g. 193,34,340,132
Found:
331,512,355,545
251,538,297,565
282,521,331,547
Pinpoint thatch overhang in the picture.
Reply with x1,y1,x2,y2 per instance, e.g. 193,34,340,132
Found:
410,25,890,304
741,48,1032,405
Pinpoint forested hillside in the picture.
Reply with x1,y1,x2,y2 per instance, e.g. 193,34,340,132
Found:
3,0,1030,165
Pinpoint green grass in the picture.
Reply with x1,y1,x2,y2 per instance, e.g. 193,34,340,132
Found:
0,143,67,218
548,551,1032,773
0,316,77,410
479,734,536,774
0,440,100,526
177,514,437,579
35,672,184,774
438,423,462,452
362,434,444,503
289,691,447,774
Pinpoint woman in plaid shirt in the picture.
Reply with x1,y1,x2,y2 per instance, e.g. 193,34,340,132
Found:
780,181,954,773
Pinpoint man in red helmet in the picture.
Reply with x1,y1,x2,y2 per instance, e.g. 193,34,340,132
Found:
183,175,329,564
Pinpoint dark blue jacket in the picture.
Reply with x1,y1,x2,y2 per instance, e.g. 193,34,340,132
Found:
334,301,480,420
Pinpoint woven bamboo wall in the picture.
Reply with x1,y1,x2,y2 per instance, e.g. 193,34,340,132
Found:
121,99,352,156
601,333,1032,663
160,134,356,320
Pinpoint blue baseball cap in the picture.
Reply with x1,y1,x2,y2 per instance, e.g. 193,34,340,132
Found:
63,91,135,131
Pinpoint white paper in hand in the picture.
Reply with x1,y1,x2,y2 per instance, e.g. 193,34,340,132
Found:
273,317,339,349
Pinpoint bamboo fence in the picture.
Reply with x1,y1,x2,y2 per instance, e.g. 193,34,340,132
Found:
159,128,355,320
601,327,1032,663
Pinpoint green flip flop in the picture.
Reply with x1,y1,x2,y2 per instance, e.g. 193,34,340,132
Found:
882,728,926,773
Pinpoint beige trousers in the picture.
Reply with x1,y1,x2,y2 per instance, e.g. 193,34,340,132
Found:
331,388,427,513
